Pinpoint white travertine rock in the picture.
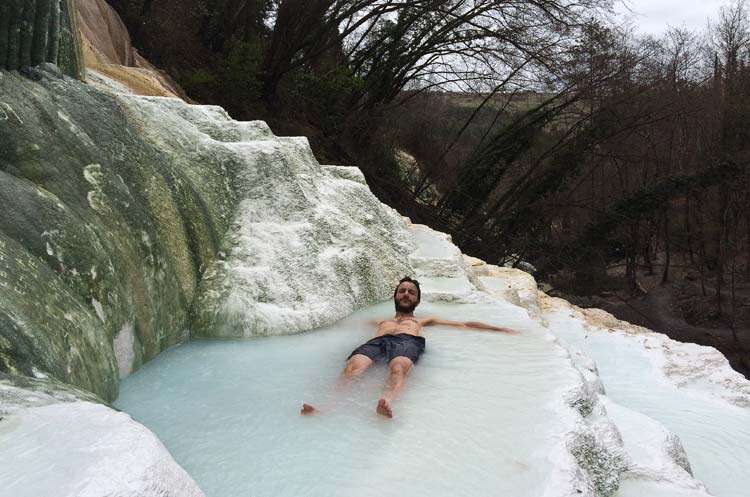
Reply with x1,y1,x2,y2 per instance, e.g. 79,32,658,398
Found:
542,295,750,408
116,95,414,337
0,376,204,497
408,224,493,304
542,295,750,496
472,264,543,318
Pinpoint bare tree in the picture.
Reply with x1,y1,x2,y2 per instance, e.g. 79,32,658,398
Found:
261,0,611,107
709,0,750,82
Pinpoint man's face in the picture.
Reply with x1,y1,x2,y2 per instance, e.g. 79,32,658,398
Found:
394,282,420,313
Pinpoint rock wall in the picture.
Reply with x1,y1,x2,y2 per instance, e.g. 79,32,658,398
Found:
77,0,135,66
0,371,205,497
0,63,414,400
0,0,83,78
0,65,232,400
77,0,190,98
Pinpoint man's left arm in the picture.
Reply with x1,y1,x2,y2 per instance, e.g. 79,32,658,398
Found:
420,317,517,333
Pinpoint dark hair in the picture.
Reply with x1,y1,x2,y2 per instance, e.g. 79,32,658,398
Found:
393,276,421,301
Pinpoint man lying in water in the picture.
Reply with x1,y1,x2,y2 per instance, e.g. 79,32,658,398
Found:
301,276,517,418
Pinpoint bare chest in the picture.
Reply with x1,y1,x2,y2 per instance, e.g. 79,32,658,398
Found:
376,318,422,336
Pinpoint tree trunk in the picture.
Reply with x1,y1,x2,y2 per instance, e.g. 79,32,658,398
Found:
260,0,331,103
661,211,671,284
715,187,731,317
730,240,738,342
643,240,654,275
686,196,695,265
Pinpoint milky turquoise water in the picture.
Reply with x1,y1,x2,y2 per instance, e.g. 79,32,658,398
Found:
115,301,582,497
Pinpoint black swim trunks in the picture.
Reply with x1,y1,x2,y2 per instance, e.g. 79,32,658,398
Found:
348,334,426,364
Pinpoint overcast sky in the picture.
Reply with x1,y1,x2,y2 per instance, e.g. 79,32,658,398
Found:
613,0,734,36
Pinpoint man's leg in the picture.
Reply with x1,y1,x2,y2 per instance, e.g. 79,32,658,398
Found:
301,354,374,414
338,353,375,384
377,356,414,418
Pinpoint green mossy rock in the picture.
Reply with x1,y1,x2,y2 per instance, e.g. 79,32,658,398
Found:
0,0,83,78
0,66,231,400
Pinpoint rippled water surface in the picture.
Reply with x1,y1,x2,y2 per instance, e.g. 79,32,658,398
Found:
115,302,580,497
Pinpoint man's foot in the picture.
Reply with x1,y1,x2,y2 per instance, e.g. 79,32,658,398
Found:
300,403,318,415
376,398,393,418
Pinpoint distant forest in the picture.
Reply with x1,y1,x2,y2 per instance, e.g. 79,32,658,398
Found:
110,0,749,364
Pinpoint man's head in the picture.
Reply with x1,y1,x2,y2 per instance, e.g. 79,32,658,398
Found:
393,276,421,313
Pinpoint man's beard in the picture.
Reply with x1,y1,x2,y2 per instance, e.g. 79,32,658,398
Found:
394,299,417,313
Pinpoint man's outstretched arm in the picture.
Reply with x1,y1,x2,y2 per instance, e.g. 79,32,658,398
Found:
419,317,517,333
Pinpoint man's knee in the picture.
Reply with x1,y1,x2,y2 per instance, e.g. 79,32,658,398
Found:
389,357,413,375
344,354,372,375
343,363,360,375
